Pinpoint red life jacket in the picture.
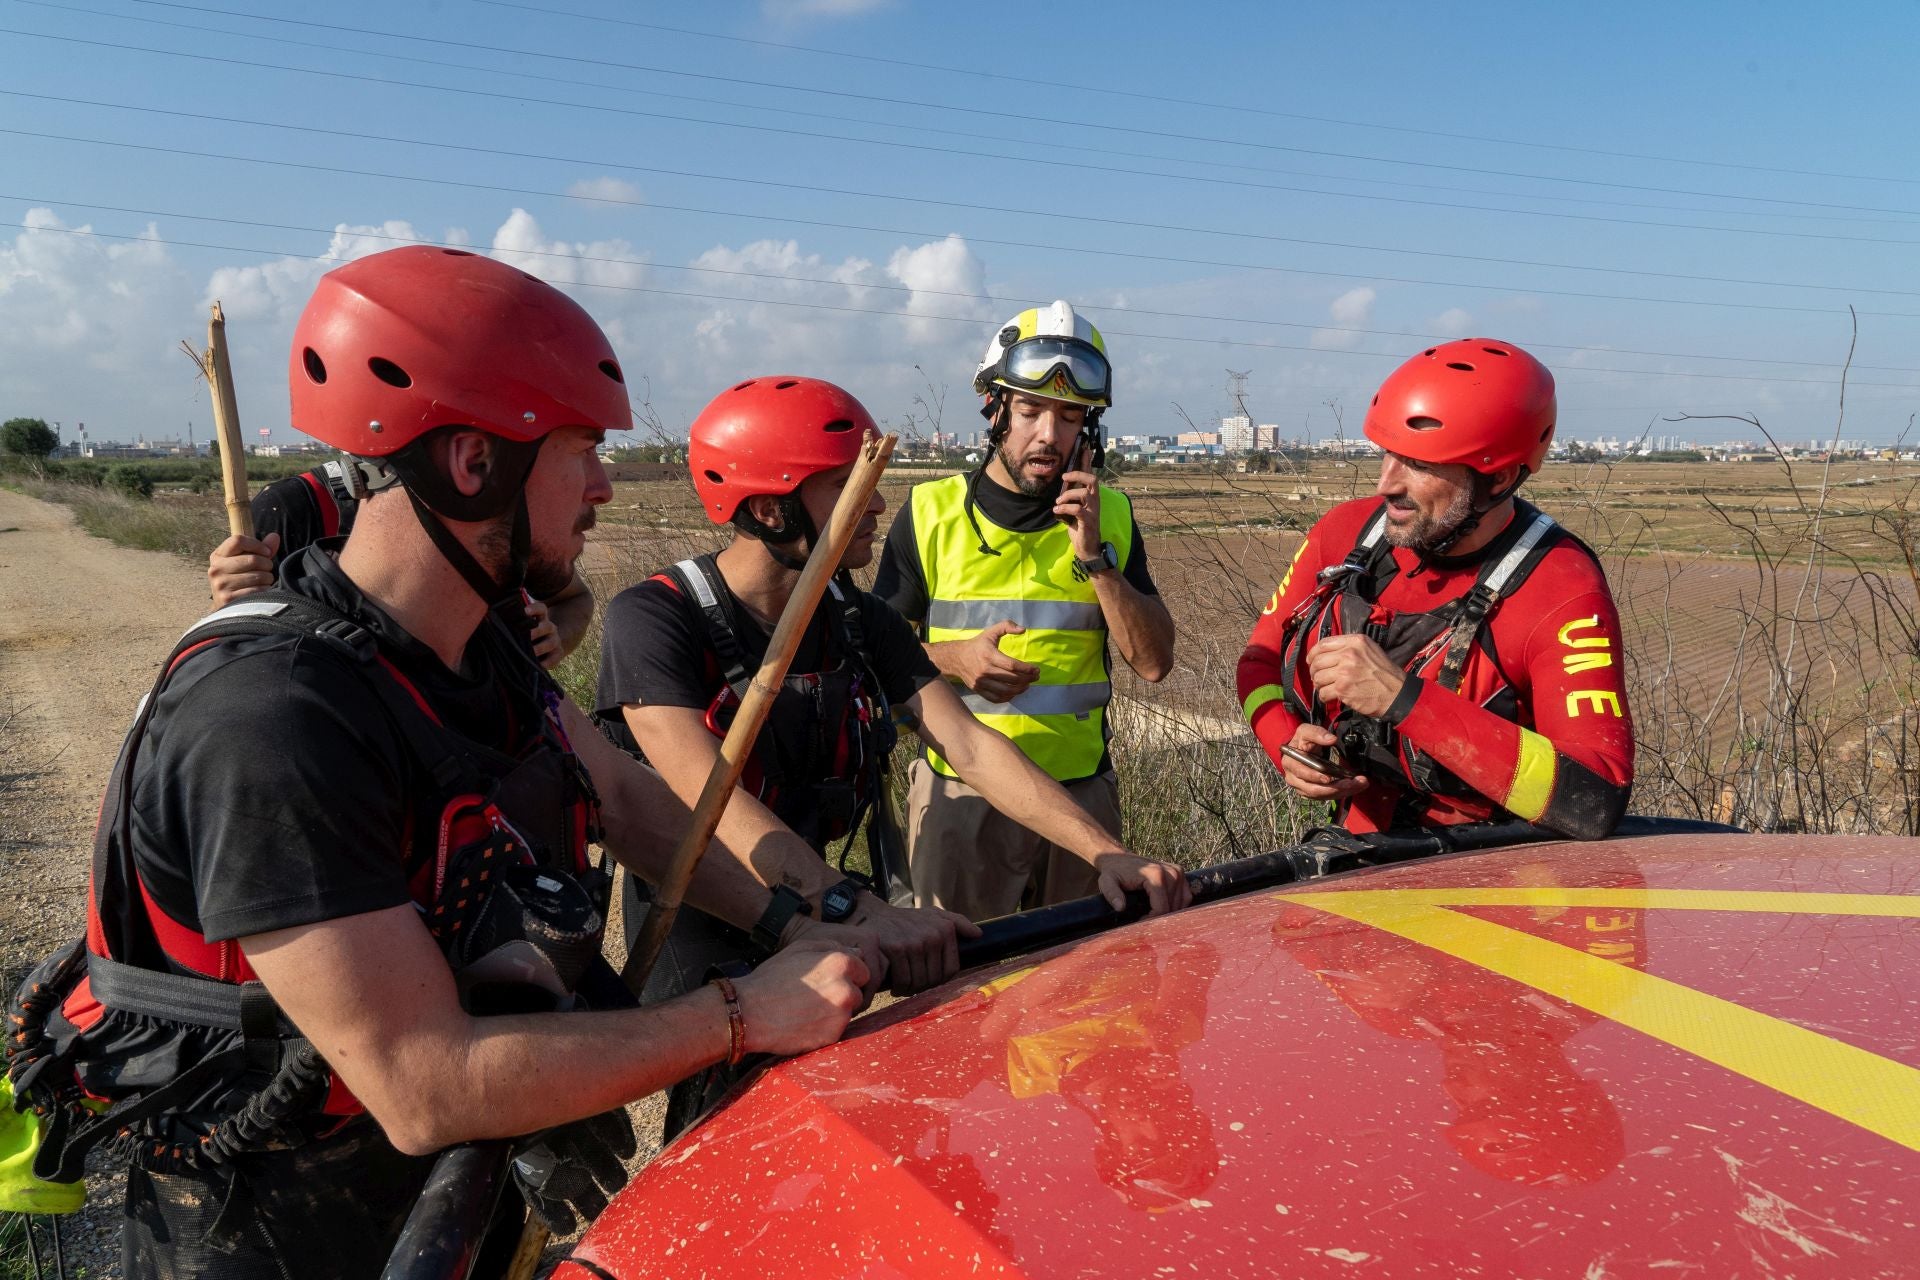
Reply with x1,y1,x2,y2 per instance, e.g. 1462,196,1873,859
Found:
652,555,895,854
6,591,602,1181
1276,499,1569,814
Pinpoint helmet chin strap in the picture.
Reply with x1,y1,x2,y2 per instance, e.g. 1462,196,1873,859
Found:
1409,469,1525,571
403,485,531,608
386,430,546,609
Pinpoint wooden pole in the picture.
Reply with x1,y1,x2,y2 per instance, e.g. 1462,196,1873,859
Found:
620,430,898,992
204,302,253,538
500,432,896,1280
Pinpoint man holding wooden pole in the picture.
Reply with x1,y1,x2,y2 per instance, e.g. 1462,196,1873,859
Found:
6,247,881,1279
596,378,1186,1020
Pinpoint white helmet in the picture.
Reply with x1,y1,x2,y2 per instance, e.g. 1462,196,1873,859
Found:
972,301,1112,409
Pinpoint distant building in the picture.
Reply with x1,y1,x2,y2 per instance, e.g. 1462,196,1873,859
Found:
1219,414,1253,452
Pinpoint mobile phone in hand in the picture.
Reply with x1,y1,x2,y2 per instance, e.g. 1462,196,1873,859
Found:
1281,743,1357,780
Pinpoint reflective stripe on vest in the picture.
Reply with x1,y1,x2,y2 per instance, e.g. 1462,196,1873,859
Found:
911,473,1133,780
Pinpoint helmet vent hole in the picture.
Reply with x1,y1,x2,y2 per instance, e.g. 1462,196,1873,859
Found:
598,359,625,384
1405,416,1444,432
822,418,855,433
441,249,474,257
302,347,327,385
1423,348,1437,357
1369,394,1378,406
1446,361,1475,372
1482,346,1510,357
368,357,412,389
703,469,725,485
733,380,756,391
774,379,799,390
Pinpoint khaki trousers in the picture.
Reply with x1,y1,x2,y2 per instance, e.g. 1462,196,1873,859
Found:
904,758,1122,922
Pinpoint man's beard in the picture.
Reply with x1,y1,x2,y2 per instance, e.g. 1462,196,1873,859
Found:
1383,483,1476,553
996,439,1064,499
478,507,591,598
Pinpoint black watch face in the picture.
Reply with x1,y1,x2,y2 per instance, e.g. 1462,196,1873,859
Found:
822,883,858,921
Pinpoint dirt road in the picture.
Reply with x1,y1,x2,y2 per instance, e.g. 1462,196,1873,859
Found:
0,486,210,1274
0,487,211,973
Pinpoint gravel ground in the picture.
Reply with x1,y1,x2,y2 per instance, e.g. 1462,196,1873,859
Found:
0,487,213,1278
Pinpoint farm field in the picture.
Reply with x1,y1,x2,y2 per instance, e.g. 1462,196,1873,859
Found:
578,456,1918,845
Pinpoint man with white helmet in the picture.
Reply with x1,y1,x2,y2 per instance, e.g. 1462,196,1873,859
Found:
875,303,1177,920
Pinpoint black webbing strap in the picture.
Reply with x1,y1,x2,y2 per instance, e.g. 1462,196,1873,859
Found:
667,555,753,691
1430,504,1559,694
85,952,298,1038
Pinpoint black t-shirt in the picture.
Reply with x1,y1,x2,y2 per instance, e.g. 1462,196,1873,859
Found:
125,545,548,946
251,466,357,570
873,470,1159,624
592,565,939,757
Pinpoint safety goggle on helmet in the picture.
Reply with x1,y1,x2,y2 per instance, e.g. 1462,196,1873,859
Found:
973,301,1113,410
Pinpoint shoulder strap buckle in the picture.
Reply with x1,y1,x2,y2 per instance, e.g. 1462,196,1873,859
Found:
311,616,376,664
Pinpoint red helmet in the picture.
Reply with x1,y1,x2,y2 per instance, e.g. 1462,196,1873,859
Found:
688,376,875,523
1362,338,1556,479
289,245,630,457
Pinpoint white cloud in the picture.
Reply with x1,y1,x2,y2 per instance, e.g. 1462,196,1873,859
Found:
488,209,648,291
0,210,203,437
762,0,891,17
566,177,645,208
0,206,1001,448
1311,286,1376,349
886,233,990,341
208,221,424,325
1431,307,1473,337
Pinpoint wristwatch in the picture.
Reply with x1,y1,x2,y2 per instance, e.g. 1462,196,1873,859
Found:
819,876,867,924
750,885,813,955
1073,541,1119,578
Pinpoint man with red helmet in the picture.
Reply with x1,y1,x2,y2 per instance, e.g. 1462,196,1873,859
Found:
205,457,596,668
1238,339,1634,838
7,249,877,1278
594,377,1187,1008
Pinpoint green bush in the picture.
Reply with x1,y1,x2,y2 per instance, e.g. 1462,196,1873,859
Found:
106,464,155,500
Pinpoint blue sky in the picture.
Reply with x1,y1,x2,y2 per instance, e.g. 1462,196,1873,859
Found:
3,0,1918,446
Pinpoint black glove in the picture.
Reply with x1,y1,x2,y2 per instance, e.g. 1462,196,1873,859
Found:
511,1107,638,1236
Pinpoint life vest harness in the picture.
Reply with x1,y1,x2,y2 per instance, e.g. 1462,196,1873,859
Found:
6,591,607,1184
660,555,897,862
1277,499,1564,810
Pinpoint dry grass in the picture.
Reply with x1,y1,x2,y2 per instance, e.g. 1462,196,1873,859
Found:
24,448,1915,851
578,452,1918,851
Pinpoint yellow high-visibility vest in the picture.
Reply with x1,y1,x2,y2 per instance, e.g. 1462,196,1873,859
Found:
911,473,1135,781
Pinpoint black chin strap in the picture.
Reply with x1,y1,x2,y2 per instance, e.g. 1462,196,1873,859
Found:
1409,470,1526,575
403,484,530,608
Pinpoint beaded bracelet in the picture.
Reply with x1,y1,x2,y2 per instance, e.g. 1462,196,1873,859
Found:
710,975,746,1066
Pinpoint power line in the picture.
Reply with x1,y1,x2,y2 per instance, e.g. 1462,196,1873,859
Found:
13,88,1916,306
10,218,1917,392
12,123,1920,324
6,22,1919,248
469,0,1920,190
72,0,1920,223
19,190,1919,376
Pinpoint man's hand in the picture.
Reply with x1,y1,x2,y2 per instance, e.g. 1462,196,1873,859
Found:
732,939,868,1057
1278,723,1369,802
847,895,980,995
950,620,1041,703
207,531,279,607
1053,442,1104,560
525,596,562,669
1090,851,1192,917
1307,633,1408,719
